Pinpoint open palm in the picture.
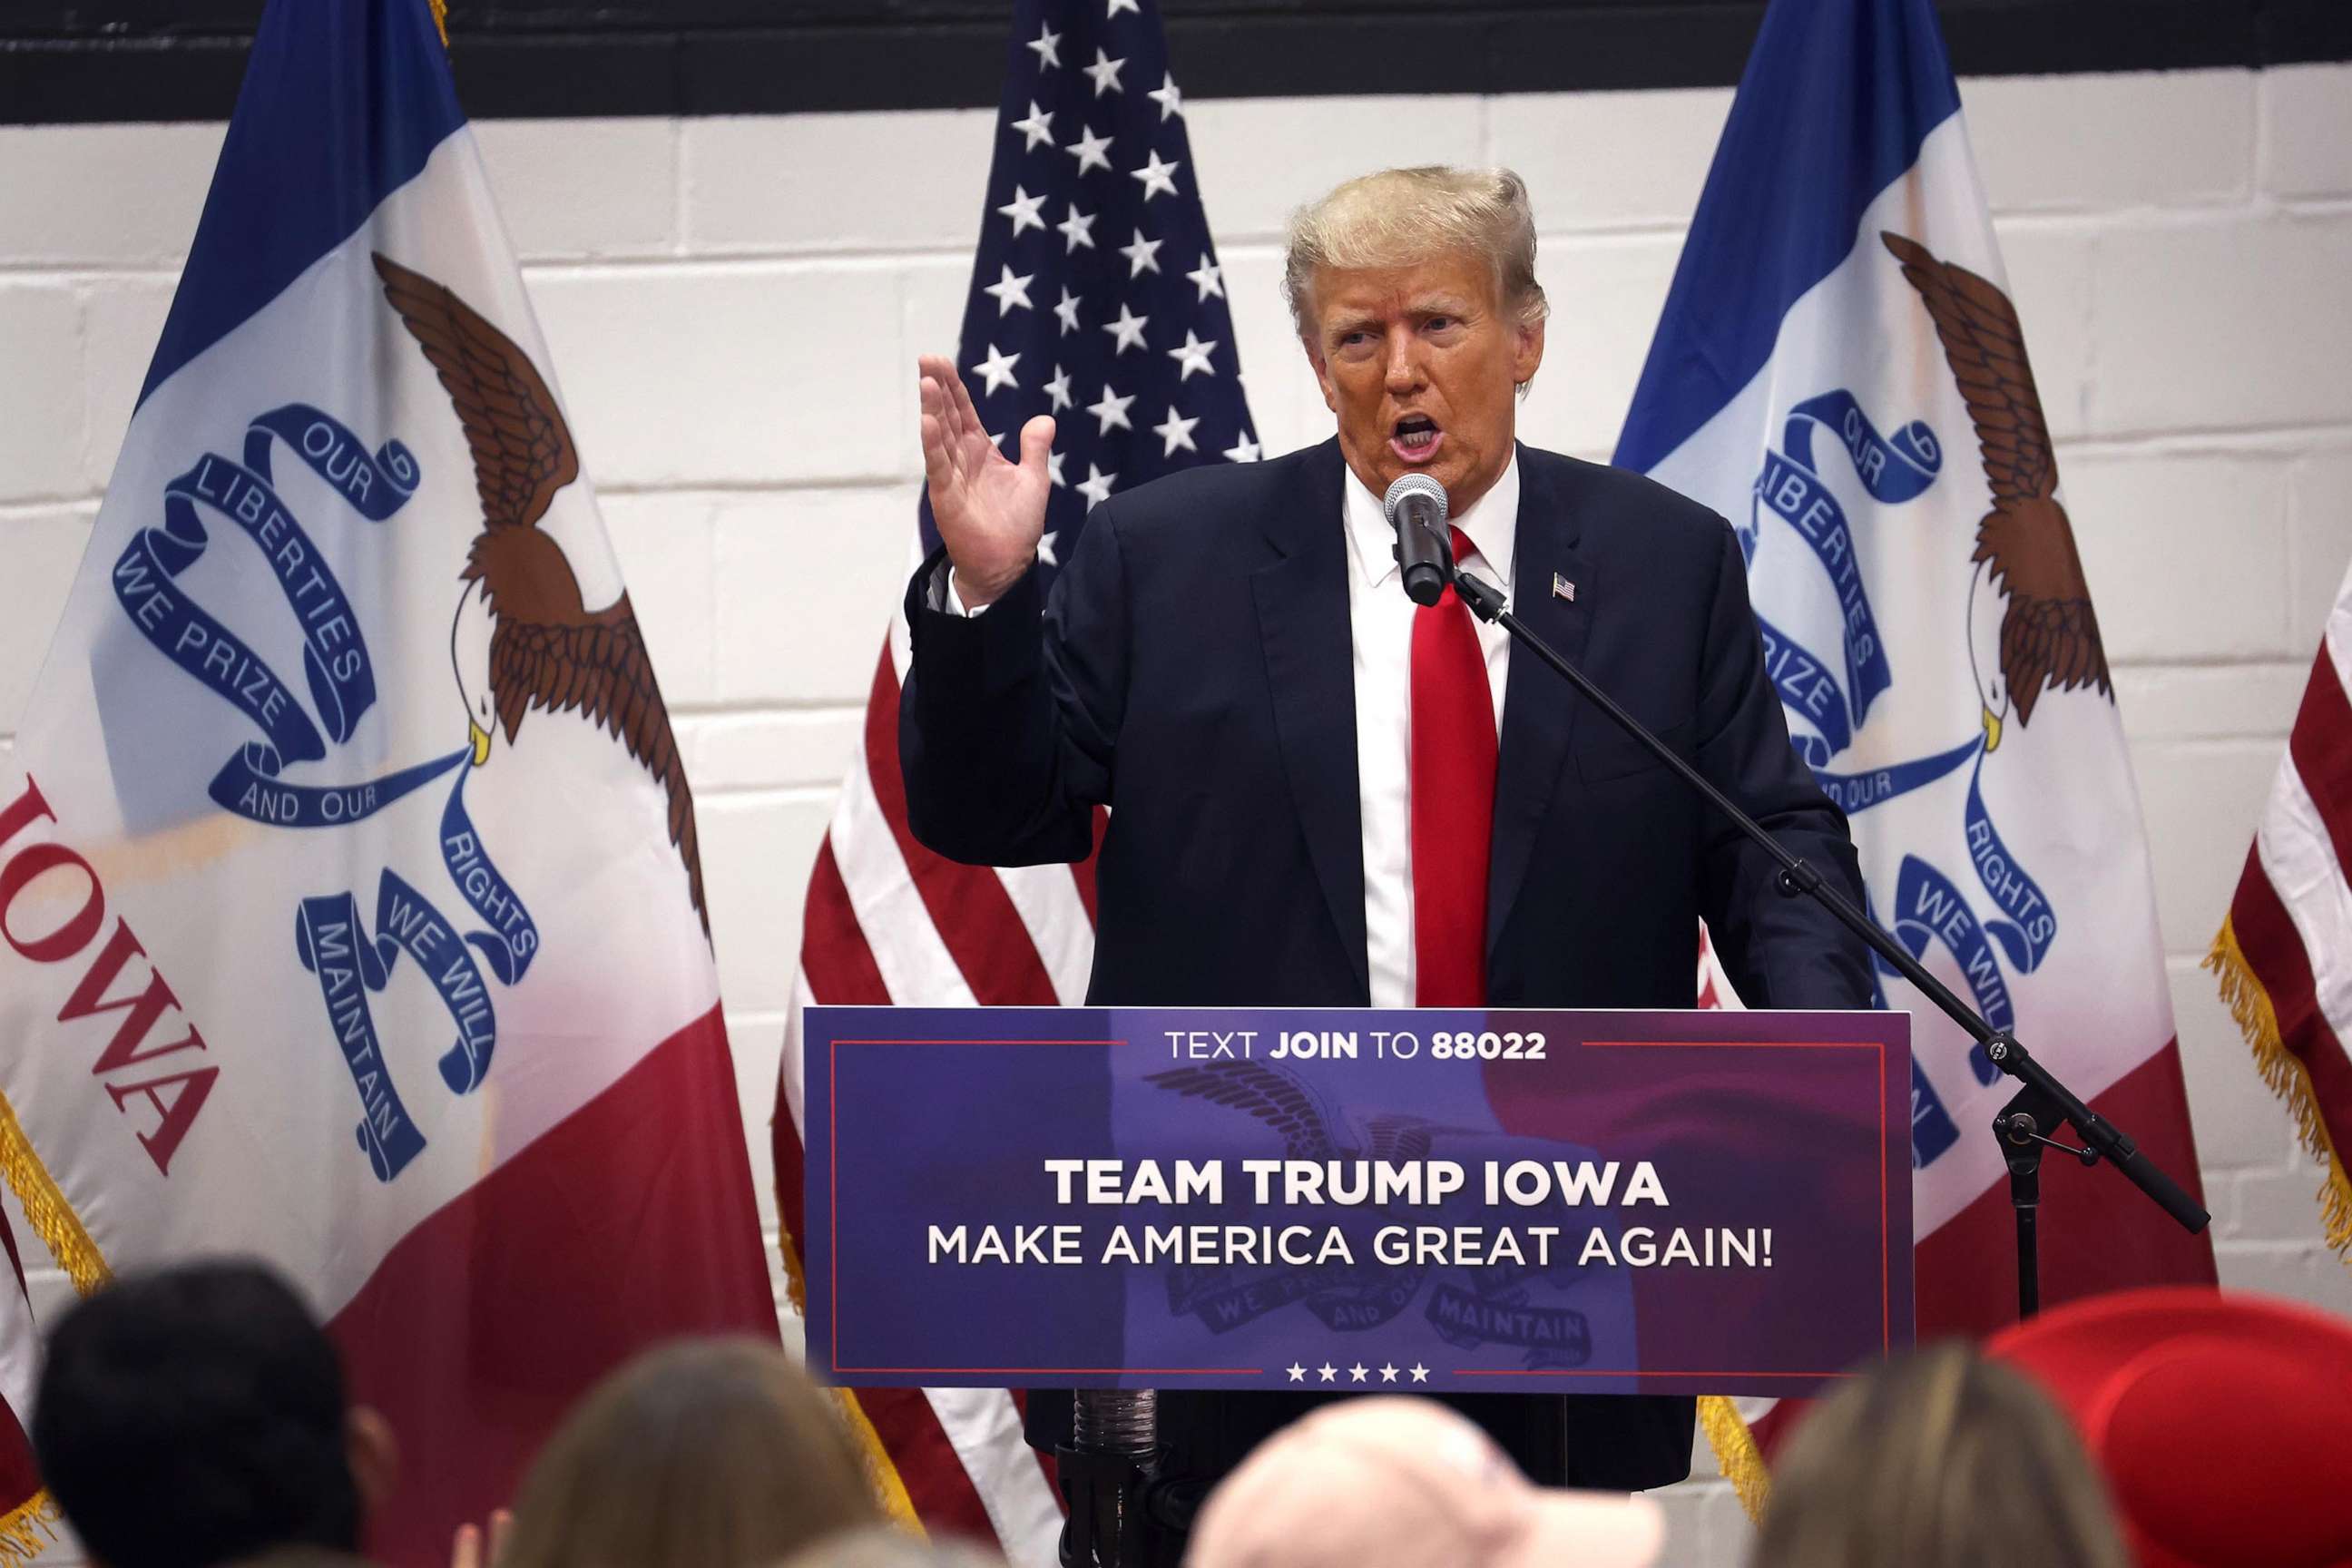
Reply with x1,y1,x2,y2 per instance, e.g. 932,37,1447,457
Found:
918,353,1054,608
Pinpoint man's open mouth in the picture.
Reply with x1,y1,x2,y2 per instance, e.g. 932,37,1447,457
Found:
1391,414,1442,464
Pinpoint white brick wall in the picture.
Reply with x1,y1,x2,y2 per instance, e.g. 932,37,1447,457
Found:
4,63,2350,1564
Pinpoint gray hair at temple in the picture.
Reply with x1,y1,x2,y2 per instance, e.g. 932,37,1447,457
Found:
1281,166,1551,338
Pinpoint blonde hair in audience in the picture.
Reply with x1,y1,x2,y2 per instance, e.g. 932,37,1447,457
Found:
1281,166,1550,338
501,1338,880,1568
1752,1342,2126,1568
771,1522,1006,1568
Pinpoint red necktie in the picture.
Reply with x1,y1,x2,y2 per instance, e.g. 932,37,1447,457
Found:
1410,526,1497,1006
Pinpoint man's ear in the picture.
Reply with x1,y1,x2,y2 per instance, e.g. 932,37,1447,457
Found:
1512,314,1547,391
1302,335,1340,416
347,1406,400,1516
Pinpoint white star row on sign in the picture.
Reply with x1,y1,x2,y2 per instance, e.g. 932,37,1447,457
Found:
1288,1360,1426,1382
1168,328,1218,379
998,185,1046,237
1153,407,1200,456
1226,432,1262,462
1065,124,1114,176
1102,302,1149,355
971,343,1020,395
1076,463,1117,507
1120,228,1162,278
1083,46,1125,97
1057,203,1096,253
1187,254,1224,300
1088,385,1136,435
1147,73,1183,121
1027,23,1060,70
1054,287,1082,335
1045,365,1073,411
1131,150,1181,202
983,264,1034,316
1011,101,1054,152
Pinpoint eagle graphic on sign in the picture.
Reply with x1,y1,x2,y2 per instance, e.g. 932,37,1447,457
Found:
371,254,707,933
1881,232,2113,755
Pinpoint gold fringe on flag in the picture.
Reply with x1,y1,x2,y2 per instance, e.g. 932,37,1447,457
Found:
0,1491,61,1567
2208,915,2352,1258
427,0,449,47
1698,1394,1769,1523
778,1218,924,1530
0,1090,111,1296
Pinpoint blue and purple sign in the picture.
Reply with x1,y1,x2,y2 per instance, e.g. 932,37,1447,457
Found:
804,1005,1912,1399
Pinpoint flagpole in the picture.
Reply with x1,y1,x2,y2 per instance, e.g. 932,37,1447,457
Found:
1445,563,2211,1320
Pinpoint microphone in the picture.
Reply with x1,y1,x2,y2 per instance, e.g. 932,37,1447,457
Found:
1383,474,1453,607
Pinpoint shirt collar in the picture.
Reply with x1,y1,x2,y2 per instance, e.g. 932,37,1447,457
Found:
1342,449,1520,596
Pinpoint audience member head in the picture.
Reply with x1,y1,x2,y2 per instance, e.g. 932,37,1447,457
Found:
1751,1341,2124,1568
771,1523,1004,1568
1990,1286,2352,1568
1187,1396,1661,1568
32,1259,397,1568
500,1337,879,1568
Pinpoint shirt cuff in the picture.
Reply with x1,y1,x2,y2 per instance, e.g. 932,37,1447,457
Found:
926,558,992,618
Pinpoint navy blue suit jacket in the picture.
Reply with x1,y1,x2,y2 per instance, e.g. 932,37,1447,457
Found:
899,437,1872,1491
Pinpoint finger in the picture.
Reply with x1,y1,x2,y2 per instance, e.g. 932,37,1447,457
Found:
920,411,956,492
946,362,990,450
451,1523,482,1568
1017,414,1056,477
488,1509,514,1566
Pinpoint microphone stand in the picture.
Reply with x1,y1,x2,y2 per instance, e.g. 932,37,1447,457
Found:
1442,558,2210,1320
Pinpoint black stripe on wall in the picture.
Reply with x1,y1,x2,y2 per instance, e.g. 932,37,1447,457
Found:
3,0,2347,125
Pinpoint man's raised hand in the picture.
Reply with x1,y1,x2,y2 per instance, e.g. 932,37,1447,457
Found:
917,355,1054,610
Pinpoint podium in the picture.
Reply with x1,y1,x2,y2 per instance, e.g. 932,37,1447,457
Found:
803,1004,1913,1399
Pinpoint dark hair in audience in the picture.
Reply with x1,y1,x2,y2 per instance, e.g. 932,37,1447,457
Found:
1751,1342,2127,1568
33,1259,365,1568
500,1338,880,1568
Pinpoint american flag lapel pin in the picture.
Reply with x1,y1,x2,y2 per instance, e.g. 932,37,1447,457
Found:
1552,572,1577,603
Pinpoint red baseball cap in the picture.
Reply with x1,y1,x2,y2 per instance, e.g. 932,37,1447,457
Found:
1987,1286,2352,1568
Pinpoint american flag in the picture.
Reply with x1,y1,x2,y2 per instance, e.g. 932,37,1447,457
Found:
772,0,1254,1556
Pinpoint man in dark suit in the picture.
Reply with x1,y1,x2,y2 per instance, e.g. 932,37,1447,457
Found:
902,167,1872,1508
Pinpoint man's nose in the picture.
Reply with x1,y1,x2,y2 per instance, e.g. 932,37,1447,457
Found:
1382,330,1425,394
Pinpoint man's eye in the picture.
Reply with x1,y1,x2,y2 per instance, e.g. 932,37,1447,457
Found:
1426,316,1455,332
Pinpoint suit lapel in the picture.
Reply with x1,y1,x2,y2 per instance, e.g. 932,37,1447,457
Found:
1251,439,1369,999
1488,449,1592,956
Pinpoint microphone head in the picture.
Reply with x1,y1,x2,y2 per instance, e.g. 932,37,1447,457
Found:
1382,472,1449,531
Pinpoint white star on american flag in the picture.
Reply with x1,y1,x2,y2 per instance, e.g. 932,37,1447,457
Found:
1087,385,1136,435
1152,407,1200,456
1047,450,1066,487
1045,364,1073,411
983,265,1034,316
1186,255,1224,300
970,343,1020,395
1102,303,1150,355
1054,287,1083,336
1026,23,1061,70
1167,328,1218,379
1075,463,1117,506
1130,149,1181,201
1083,47,1126,97
1120,227,1162,277
1064,123,1114,175
1147,73,1184,121
997,185,1046,236
1056,203,1096,252
1010,101,1054,152
1037,529,1062,564
1225,432,1262,462
1106,0,1140,16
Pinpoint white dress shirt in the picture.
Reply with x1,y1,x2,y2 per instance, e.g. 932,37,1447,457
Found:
938,451,1522,1009
1343,455,1517,1007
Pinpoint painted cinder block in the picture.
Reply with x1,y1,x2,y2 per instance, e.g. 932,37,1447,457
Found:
1965,71,2253,214
2063,449,2294,663
686,110,995,256
474,118,677,262
0,283,87,503
2259,64,2352,201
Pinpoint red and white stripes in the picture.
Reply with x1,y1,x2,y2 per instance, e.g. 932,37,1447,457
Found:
2210,557,2352,1257
774,595,1073,1566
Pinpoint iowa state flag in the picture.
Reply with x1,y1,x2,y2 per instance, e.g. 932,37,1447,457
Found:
1620,0,2213,1360
0,1,774,1559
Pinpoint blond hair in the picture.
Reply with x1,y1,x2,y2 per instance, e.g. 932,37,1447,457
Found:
501,1338,880,1568
1281,166,1549,337
1752,1343,2126,1568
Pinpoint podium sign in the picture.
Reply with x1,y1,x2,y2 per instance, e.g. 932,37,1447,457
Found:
804,1005,1912,1398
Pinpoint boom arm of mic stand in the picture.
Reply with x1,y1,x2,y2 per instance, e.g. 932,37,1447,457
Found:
1447,569,2210,1246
